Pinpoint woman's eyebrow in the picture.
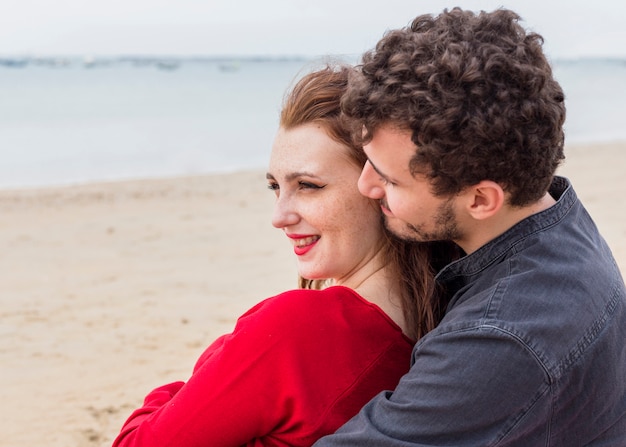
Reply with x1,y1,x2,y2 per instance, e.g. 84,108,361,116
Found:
266,171,320,182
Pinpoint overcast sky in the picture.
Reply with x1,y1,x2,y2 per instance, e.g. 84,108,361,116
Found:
1,0,624,59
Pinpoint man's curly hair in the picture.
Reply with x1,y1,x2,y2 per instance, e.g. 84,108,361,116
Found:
342,8,566,206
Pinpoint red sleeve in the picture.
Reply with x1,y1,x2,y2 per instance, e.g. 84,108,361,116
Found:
112,294,313,447
112,288,412,447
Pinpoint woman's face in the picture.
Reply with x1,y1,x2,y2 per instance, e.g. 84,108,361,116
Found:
267,123,384,284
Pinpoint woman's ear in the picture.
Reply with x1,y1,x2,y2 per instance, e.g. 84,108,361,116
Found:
464,180,505,221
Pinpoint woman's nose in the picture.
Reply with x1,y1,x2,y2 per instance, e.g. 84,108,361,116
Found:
271,194,299,229
358,161,385,200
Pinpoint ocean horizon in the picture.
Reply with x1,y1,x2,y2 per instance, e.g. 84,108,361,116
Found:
1,55,625,190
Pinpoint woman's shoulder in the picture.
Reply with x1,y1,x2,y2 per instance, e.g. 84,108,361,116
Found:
244,286,372,317
236,286,401,340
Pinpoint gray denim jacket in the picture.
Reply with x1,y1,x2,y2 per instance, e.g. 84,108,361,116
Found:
314,177,626,446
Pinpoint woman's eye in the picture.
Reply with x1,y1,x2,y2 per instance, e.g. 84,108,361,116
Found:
267,182,279,191
298,181,324,190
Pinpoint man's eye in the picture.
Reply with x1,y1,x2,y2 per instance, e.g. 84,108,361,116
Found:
267,182,279,191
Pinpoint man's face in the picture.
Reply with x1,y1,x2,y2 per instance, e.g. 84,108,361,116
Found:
358,125,463,243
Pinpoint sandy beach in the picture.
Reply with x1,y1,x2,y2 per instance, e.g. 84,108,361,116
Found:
1,142,624,447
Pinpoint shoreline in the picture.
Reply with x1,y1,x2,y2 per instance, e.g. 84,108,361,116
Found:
1,141,624,447
1,138,624,194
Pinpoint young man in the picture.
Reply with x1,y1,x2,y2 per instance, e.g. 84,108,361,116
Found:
314,8,626,446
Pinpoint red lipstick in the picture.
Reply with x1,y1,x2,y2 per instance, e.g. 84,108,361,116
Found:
287,233,320,256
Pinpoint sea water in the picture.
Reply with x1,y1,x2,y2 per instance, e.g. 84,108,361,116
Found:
0,56,624,189
554,58,626,144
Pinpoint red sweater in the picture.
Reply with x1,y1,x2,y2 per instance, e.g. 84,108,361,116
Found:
113,286,413,447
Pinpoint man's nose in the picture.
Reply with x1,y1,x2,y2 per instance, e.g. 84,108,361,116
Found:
358,161,385,200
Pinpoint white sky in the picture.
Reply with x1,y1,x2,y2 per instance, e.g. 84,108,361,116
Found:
1,0,624,59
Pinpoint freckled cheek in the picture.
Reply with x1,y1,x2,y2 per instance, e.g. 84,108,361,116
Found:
317,192,379,236
300,202,336,230
341,195,368,215
345,200,383,234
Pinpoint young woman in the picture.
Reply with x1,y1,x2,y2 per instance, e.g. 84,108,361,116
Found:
112,65,457,447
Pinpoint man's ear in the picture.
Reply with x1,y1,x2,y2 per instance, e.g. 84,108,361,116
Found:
463,180,505,220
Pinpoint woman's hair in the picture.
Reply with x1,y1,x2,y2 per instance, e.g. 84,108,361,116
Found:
341,8,566,207
279,64,460,340
280,64,366,167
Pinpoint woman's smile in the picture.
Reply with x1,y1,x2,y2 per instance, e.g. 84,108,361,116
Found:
288,233,320,256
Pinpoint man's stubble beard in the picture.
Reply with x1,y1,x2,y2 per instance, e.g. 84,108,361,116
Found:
383,198,462,244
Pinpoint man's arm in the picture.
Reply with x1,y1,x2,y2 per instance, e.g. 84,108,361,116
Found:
314,325,551,446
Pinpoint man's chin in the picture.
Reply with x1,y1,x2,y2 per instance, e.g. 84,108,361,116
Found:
383,218,421,242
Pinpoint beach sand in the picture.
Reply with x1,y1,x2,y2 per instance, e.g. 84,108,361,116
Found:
1,142,624,447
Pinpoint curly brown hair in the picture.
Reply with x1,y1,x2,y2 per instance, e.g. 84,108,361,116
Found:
342,8,566,206
279,65,460,340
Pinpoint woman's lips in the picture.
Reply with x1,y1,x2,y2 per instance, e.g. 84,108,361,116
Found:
287,234,320,256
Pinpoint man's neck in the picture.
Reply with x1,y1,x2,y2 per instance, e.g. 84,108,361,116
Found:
458,192,557,255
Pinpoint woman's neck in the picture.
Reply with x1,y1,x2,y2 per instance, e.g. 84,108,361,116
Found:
338,260,408,336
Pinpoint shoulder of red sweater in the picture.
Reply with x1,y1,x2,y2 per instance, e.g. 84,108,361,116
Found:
235,286,378,331
258,285,370,312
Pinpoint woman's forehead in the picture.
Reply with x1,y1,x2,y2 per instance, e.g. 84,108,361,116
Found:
270,125,358,173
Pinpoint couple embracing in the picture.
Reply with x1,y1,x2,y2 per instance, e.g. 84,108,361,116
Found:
114,8,626,446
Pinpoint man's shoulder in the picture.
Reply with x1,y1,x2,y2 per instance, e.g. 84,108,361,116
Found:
438,243,626,376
